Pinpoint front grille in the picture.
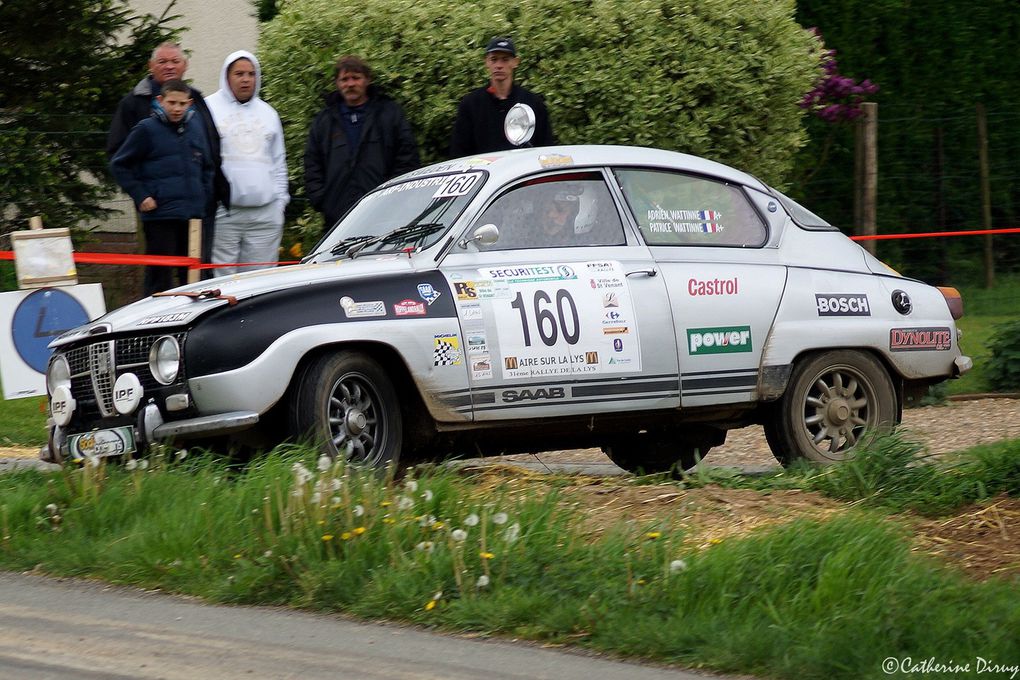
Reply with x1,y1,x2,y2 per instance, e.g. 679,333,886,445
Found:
89,341,115,416
63,333,187,420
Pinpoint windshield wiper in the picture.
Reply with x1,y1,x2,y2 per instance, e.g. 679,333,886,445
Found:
329,234,376,256
347,222,447,259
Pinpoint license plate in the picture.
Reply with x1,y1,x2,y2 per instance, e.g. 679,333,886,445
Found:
67,426,137,462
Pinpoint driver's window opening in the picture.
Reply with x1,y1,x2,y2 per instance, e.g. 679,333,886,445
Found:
474,171,626,250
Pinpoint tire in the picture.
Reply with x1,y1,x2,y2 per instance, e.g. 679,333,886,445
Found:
766,350,897,465
603,427,722,477
289,351,403,469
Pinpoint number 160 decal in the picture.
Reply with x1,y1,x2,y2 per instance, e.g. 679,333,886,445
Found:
509,289,580,347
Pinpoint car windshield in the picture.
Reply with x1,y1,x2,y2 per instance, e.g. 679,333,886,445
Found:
309,170,487,260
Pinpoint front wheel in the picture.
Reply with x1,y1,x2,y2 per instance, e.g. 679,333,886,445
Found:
289,351,403,469
766,350,897,465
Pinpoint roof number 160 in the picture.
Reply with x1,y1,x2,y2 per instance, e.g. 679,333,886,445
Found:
510,289,580,347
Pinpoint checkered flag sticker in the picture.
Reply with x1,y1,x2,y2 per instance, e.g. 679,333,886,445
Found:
433,334,463,366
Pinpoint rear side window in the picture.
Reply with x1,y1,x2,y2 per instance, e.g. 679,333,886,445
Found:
615,169,767,247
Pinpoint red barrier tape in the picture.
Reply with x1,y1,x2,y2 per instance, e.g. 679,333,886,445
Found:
0,251,299,268
850,227,1020,241
2,226,1019,265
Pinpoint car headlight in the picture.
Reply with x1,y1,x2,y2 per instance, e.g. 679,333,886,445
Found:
46,354,71,394
149,335,181,385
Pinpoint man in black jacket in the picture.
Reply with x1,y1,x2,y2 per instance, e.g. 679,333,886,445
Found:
304,55,420,228
108,42,230,280
449,37,555,158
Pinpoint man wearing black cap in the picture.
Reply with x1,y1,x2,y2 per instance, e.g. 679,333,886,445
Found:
449,37,555,157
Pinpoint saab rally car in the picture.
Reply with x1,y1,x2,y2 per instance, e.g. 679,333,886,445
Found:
44,145,972,473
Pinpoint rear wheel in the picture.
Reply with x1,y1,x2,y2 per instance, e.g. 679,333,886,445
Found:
766,350,896,465
289,351,402,469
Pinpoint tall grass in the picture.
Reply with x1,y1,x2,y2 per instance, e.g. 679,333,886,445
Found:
1,445,1017,679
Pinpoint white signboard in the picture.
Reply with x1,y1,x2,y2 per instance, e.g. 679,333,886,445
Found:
454,261,641,380
0,284,106,399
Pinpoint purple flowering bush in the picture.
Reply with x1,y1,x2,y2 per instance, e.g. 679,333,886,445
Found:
800,30,879,123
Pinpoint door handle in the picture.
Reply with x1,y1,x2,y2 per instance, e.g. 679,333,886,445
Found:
626,269,658,277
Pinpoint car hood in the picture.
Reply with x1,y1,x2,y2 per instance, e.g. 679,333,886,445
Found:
50,256,417,347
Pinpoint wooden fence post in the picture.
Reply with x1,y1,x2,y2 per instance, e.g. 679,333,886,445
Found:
187,218,202,284
976,103,994,288
854,102,878,255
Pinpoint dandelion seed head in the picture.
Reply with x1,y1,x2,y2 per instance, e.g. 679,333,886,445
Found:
317,455,331,472
264,550,273,558
330,479,342,491
125,459,137,471
432,590,443,600
476,574,490,588
464,514,479,527
175,449,188,461
492,512,508,525
353,505,365,517
331,496,341,506
422,489,434,502
451,529,468,542
45,503,58,515
405,480,418,492
670,559,688,573
138,459,149,470
416,541,434,552
504,522,521,544
397,496,414,510
311,492,322,504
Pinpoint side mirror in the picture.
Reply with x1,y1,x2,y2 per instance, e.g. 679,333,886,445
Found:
458,223,500,249
504,103,536,147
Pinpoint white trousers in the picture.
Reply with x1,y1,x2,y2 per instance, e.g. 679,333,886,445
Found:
212,204,283,276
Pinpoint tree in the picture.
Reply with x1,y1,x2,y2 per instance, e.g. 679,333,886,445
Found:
259,0,823,226
0,0,178,237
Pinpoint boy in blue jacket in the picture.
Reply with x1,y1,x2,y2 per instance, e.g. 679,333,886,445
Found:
111,79,214,296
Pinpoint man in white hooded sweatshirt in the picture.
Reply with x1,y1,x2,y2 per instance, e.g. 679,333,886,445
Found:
206,50,289,275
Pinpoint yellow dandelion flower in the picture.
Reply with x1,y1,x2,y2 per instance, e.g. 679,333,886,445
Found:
382,518,395,524
431,521,444,530
317,520,326,526
425,600,436,611
321,534,334,542
480,552,495,560
233,553,242,559
637,579,647,585
353,526,367,535
709,537,723,545
380,501,391,507
646,531,661,540
341,532,353,540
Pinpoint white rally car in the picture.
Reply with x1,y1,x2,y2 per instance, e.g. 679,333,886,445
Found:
44,144,971,473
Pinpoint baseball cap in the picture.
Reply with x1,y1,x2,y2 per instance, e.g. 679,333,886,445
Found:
485,37,516,56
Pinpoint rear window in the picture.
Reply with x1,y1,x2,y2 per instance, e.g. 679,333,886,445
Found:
615,169,767,247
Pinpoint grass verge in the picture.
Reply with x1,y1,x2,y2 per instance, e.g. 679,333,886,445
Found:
1,445,1017,679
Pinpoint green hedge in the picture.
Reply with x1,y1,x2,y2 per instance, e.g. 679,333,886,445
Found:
260,0,821,213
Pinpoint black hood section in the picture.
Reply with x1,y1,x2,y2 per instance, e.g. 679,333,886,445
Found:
186,270,456,377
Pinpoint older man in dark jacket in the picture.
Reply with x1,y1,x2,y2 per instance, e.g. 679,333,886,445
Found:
304,55,420,228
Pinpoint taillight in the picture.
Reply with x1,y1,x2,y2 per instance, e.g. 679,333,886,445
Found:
937,286,964,320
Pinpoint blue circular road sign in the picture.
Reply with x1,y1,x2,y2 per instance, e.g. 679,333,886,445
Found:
12,288,89,373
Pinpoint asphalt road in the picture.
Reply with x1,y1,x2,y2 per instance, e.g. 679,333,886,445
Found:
0,572,724,680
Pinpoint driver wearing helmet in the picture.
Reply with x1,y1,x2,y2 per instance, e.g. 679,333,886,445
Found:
537,188,581,245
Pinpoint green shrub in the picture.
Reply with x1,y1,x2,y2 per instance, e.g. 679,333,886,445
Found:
986,319,1020,392
259,0,822,222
